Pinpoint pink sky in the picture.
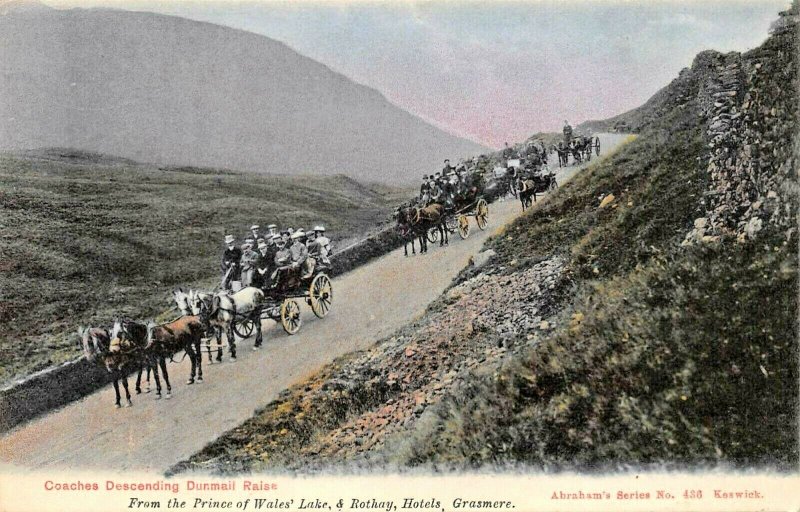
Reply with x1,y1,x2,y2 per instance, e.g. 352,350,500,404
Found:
45,0,791,148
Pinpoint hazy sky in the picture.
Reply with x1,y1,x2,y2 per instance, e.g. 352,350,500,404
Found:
45,0,789,147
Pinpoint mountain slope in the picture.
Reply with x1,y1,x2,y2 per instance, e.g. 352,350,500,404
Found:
0,7,487,184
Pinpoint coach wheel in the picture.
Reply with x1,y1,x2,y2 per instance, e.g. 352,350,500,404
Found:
595,137,601,156
280,299,302,335
309,273,333,319
444,215,458,233
232,317,255,339
550,178,558,191
475,199,489,230
458,215,470,239
427,227,440,243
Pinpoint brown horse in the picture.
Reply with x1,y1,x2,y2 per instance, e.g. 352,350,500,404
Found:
145,315,206,385
412,203,448,247
518,178,536,211
396,206,427,256
80,322,165,408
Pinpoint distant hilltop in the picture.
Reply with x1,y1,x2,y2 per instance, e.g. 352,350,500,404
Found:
0,0,52,15
0,5,487,184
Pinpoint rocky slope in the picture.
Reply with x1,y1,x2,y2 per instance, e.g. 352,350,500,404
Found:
0,5,486,184
173,6,798,474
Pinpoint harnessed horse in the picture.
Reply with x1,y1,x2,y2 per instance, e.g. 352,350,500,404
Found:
396,206,427,256
411,202,448,247
79,322,166,408
204,287,265,358
175,289,225,363
145,314,207,385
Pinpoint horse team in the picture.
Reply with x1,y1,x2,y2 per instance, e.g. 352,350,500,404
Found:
78,286,264,408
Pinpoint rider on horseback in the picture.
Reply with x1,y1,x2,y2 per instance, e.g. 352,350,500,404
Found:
563,120,573,145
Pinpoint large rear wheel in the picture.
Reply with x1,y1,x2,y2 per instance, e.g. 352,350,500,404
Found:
475,199,489,230
595,137,601,156
458,215,470,239
280,299,302,335
427,227,440,243
309,273,333,318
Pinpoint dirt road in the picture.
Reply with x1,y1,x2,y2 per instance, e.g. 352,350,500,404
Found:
0,134,625,473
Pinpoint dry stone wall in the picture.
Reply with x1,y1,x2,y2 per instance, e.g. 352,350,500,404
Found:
684,8,798,244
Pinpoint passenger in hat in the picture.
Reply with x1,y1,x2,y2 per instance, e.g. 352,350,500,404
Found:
249,224,260,241
221,235,242,290
307,225,331,265
240,240,259,288
267,224,278,237
289,230,314,279
314,225,331,258
254,241,273,288
442,159,454,175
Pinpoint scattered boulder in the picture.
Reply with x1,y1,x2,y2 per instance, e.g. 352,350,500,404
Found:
471,249,497,268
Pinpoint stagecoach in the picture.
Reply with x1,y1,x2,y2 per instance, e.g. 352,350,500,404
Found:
572,136,601,162
232,264,333,338
427,195,489,242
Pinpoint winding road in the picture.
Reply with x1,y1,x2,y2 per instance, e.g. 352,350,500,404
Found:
0,134,625,473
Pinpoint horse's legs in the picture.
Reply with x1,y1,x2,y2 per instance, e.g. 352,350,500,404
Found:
135,366,143,394
206,337,213,364
216,327,223,362
121,376,132,407
253,317,263,350
228,325,237,360
443,223,448,245
195,340,203,381
112,378,122,408
158,356,172,398
404,240,408,257
186,343,197,385
152,358,162,398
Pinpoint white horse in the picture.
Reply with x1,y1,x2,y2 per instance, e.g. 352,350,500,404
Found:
179,287,265,360
211,287,265,359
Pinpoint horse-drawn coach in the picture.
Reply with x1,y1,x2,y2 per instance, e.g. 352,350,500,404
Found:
231,262,333,338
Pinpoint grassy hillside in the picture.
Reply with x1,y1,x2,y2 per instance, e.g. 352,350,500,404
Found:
397,117,796,470
0,149,406,385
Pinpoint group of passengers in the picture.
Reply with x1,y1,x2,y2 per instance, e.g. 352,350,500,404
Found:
221,224,331,291
418,159,484,209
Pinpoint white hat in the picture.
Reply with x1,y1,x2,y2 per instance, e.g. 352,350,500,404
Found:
267,224,277,229
313,225,325,232
270,234,281,241
258,242,268,249
291,230,305,239
224,234,235,244
250,224,259,231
